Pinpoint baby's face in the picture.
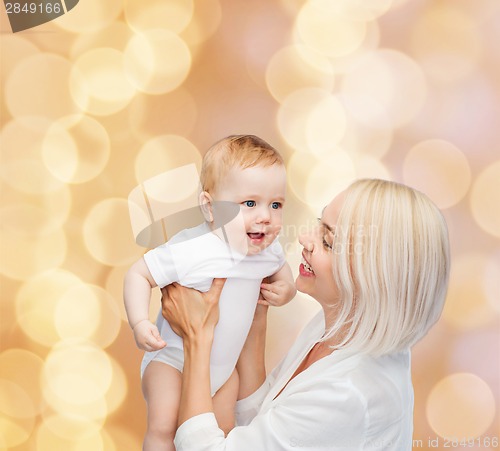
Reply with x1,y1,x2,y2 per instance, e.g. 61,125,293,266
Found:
212,164,286,255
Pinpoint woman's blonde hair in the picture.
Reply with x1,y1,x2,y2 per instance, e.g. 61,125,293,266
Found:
325,179,450,356
199,135,284,194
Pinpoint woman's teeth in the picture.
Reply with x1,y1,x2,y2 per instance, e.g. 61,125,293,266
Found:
302,257,314,273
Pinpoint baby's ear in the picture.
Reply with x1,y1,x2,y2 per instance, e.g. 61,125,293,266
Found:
199,191,214,222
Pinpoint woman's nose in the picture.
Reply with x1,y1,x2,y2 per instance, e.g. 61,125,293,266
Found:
298,232,314,253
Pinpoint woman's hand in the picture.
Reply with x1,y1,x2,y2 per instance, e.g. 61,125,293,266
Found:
161,278,226,341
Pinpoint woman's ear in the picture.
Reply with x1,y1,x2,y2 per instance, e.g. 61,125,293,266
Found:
199,191,214,222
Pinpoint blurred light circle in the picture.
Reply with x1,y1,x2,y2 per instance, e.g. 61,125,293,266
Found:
0,226,66,281
105,266,130,322
0,35,39,90
296,1,367,57
83,198,143,266
70,48,136,116
54,0,122,33
57,281,121,351
277,88,330,152
443,253,497,330
341,50,427,127
265,45,335,103
42,115,111,184
426,373,496,439
470,161,500,238
135,135,201,183
308,0,393,21
484,250,500,313
71,22,132,59
0,379,35,420
104,426,142,451
403,139,471,209
5,54,82,123
306,95,348,156
89,287,122,348
181,0,222,47
287,152,319,205
449,328,500,401
0,418,29,449
0,119,65,194
43,397,108,425
356,156,391,180
0,185,71,237
0,350,44,415
339,115,393,159
105,357,128,415
100,429,117,451
0,380,34,448
411,7,482,83
128,89,198,140
15,270,84,346
43,341,113,405
54,284,101,340
35,420,104,451
340,93,391,130
124,29,192,95
326,20,381,76
124,0,194,34
243,9,294,90
305,151,356,210
288,150,356,211
391,0,411,7
42,414,102,442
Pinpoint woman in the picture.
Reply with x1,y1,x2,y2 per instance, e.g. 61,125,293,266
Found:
161,179,450,450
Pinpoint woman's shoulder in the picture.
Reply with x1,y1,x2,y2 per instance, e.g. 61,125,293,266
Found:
345,351,414,427
290,350,413,414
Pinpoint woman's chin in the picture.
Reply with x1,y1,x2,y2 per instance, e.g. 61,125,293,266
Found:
295,275,313,296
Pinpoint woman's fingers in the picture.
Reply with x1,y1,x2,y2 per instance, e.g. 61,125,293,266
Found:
206,278,226,305
159,279,226,339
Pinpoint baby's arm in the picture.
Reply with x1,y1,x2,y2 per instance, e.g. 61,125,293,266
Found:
259,262,297,307
124,257,166,351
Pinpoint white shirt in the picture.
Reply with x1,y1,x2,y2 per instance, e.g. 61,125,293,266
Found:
174,311,414,450
143,222,285,394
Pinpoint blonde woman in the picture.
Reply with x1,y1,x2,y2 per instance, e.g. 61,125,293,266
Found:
162,179,450,451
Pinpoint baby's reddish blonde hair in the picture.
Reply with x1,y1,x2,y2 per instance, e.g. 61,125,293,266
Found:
200,135,284,194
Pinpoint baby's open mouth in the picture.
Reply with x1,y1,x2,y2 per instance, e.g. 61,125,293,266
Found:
247,232,265,240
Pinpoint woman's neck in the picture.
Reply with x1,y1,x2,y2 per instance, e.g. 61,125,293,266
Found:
320,303,351,349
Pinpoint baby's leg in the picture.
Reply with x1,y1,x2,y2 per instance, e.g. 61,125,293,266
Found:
212,369,239,436
142,361,182,451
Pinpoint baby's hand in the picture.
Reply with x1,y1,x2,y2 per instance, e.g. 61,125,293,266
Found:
132,320,166,351
260,280,296,307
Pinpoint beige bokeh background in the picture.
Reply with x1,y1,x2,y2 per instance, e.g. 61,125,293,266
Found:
1,0,499,449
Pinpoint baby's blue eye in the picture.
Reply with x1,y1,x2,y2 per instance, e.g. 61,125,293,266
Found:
271,202,282,209
243,200,256,207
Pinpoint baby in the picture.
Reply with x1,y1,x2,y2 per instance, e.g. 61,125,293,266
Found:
124,135,296,450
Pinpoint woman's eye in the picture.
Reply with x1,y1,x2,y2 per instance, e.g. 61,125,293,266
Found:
271,202,282,209
243,200,256,207
322,237,333,250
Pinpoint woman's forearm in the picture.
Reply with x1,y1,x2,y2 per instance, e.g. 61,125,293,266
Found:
236,307,268,400
178,331,215,427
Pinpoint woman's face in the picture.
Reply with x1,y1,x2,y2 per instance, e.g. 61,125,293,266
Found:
296,192,346,305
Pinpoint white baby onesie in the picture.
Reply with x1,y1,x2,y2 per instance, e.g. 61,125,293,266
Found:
142,222,285,395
